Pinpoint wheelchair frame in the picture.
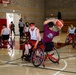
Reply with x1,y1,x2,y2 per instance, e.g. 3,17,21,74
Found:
22,42,60,67
72,34,76,48
0,36,13,49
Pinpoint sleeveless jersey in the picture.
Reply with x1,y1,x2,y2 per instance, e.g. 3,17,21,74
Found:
29,27,41,41
69,28,75,34
2,28,9,35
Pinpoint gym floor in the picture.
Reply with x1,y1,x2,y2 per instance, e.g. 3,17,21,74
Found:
0,33,76,75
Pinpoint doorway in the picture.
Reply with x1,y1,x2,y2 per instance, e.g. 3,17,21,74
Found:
6,13,21,35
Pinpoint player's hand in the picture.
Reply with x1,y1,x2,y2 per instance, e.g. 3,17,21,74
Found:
33,45,37,50
58,26,62,30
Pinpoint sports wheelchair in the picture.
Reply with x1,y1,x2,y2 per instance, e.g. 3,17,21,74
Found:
65,34,74,45
22,41,60,67
72,34,76,48
0,36,13,49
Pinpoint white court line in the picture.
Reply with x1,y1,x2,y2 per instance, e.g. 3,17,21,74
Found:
53,59,67,75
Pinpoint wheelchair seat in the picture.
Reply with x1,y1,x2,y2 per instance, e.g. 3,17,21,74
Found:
44,42,54,52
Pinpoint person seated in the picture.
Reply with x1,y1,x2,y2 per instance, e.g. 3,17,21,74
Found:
21,23,41,60
67,24,75,40
23,22,30,39
0,24,10,46
42,19,63,52
74,28,76,39
74,28,76,34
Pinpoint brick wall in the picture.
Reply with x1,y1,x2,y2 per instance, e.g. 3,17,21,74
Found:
45,0,76,20
0,0,45,30
0,0,76,32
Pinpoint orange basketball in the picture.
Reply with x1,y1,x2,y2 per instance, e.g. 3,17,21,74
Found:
56,20,64,28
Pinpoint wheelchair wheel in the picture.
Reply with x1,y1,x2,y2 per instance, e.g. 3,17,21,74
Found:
48,47,60,63
65,37,69,45
32,47,44,67
72,40,75,48
8,37,13,49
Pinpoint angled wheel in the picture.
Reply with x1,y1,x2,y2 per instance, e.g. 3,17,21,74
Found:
65,37,69,45
48,47,60,63
32,47,44,67
72,39,75,48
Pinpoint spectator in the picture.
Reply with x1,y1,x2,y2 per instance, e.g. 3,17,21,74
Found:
18,18,24,38
10,21,15,36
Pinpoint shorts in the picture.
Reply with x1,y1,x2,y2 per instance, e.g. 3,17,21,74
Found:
2,35,9,40
28,40,36,46
44,42,54,52
25,32,30,36
69,34,74,39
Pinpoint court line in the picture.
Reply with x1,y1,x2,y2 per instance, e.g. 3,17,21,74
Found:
0,55,76,74
0,59,76,74
53,59,67,75
61,55,76,59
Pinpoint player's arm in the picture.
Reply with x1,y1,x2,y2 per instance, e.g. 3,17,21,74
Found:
44,18,58,25
33,28,40,49
36,29,40,46
1,29,4,36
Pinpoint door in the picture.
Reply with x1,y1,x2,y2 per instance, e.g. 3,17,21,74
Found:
6,13,21,35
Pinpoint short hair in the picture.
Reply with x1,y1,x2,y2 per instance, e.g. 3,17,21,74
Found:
29,23,35,26
25,22,29,27
48,22,54,28
11,21,13,23
3,24,6,27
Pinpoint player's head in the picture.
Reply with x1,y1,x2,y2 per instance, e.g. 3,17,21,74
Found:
11,21,13,23
25,22,29,27
70,24,74,28
29,23,35,30
2,24,6,28
19,18,22,22
48,22,54,28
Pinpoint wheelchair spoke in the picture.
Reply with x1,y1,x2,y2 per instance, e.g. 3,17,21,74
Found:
32,47,44,67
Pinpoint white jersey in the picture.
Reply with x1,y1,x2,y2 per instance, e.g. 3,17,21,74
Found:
69,28,75,34
24,27,29,32
2,28,9,35
29,27,41,41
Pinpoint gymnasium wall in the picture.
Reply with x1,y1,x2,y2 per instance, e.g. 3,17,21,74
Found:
45,0,76,32
0,0,76,32
45,0,76,20
0,0,45,31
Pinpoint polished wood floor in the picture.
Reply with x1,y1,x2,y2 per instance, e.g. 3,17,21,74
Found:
0,33,76,75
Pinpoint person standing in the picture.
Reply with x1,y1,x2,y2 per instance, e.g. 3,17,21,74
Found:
10,21,15,36
18,18,24,38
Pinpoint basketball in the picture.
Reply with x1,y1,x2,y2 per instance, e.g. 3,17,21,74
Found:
56,20,64,28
